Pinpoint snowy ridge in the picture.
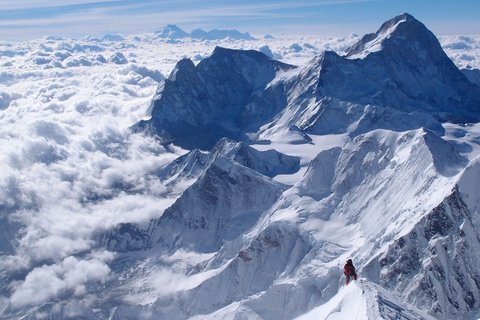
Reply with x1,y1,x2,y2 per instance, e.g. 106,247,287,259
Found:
156,137,300,184
296,279,435,320
102,156,289,253
100,127,474,319
345,13,410,59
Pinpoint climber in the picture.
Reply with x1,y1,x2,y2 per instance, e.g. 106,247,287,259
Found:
344,259,357,285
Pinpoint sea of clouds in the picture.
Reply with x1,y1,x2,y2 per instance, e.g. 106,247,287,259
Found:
0,31,479,310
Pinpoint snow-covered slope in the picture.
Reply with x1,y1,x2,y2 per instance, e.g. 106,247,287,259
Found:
95,127,476,320
296,279,435,320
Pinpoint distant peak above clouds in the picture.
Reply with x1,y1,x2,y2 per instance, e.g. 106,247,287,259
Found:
154,24,256,41
345,13,437,58
154,24,190,39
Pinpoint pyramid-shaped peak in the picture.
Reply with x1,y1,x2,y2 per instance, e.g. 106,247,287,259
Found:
345,13,436,59
154,24,189,39
375,13,430,38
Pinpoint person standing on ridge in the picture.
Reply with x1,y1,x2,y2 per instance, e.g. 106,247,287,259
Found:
344,259,357,285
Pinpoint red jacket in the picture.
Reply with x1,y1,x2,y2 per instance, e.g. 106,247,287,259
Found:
344,263,356,275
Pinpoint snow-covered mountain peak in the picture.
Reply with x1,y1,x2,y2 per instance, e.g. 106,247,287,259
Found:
134,13,480,150
191,28,256,41
292,13,480,125
345,13,411,58
154,24,189,39
345,13,442,60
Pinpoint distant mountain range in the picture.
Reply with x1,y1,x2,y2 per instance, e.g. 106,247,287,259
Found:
154,24,256,41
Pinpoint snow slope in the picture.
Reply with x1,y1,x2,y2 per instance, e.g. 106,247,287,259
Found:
296,279,435,320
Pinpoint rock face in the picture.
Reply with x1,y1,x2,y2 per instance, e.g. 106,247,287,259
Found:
363,157,480,320
133,47,295,149
102,156,289,253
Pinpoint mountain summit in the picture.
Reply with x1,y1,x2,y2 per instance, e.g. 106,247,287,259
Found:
274,13,480,136
346,13,435,58
341,13,480,119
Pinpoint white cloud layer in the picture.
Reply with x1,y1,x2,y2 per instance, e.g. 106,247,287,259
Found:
10,255,111,308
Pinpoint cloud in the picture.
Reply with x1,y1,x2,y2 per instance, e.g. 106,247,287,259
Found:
0,36,188,295
0,91,22,109
10,256,111,308
32,120,69,144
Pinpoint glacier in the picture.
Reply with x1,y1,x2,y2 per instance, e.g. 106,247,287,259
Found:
2,12,480,320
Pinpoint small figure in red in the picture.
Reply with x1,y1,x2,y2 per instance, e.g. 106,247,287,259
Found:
344,259,357,285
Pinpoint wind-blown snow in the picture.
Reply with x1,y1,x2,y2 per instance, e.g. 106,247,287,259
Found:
1,17,480,320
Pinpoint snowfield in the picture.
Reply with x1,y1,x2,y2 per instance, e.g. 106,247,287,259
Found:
1,15,480,320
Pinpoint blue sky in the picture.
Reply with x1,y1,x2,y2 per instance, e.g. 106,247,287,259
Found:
0,0,479,41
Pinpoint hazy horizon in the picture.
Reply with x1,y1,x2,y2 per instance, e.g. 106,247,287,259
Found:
1,0,479,42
